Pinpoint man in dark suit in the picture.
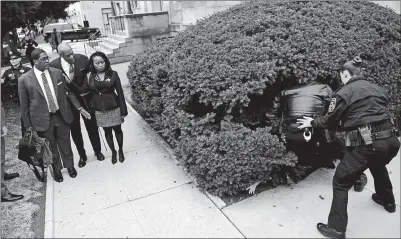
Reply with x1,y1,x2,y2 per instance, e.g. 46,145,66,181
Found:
49,43,105,167
18,48,92,183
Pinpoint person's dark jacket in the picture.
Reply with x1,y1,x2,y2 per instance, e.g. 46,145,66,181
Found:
82,70,128,117
49,54,90,110
312,76,390,131
268,81,333,123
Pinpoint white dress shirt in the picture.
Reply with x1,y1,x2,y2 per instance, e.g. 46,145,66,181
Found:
61,57,73,82
34,67,60,112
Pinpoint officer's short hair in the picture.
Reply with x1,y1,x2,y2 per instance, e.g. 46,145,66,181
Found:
31,48,46,61
341,56,362,76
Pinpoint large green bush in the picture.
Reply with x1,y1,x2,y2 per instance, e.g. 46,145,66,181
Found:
128,1,401,196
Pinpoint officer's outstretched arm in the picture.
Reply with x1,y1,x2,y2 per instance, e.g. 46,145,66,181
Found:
311,95,348,129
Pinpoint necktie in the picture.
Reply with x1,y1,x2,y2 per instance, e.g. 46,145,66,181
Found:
41,72,58,113
69,64,75,81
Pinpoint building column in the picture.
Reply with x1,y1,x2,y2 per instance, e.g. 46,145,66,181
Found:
110,1,116,16
124,1,133,14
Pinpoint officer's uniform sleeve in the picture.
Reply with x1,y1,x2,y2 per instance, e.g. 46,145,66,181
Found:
311,95,347,129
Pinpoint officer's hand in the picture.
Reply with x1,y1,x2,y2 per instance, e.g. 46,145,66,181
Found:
1,78,5,84
26,127,33,133
297,116,313,129
80,109,91,120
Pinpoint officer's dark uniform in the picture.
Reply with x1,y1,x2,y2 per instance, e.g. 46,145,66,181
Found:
268,81,345,169
312,75,400,234
1,56,31,104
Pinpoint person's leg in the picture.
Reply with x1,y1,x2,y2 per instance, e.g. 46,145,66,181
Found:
369,136,400,211
54,114,74,169
113,125,123,150
69,109,86,158
113,125,125,162
82,114,102,155
326,148,368,233
103,127,117,164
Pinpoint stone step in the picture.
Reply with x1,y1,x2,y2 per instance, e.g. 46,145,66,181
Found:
110,34,132,43
93,46,114,58
102,38,126,48
98,42,120,53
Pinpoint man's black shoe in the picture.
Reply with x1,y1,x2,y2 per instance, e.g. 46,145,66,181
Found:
323,162,336,169
53,170,64,183
372,193,396,213
67,167,77,178
95,152,105,161
317,223,346,239
1,192,24,202
354,173,368,192
78,156,87,168
4,172,20,181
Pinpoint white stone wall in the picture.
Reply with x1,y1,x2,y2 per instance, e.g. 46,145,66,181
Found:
372,1,400,14
169,1,241,25
79,1,113,32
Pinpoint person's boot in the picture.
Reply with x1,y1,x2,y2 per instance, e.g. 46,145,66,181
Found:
372,193,396,213
354,173,368,192
317,223,346,239
118,149,125,163
111,150,117,165
78,155,87,168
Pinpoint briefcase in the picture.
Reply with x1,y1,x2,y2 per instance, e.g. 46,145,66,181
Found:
18,131,53,182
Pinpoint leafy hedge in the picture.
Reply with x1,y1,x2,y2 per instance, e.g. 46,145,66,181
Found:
128,1,401,196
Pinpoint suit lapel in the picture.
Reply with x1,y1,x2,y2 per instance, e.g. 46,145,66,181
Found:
29,69,45,98
48,68,59,98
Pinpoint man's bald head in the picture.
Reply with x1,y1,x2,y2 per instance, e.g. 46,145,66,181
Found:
58,43,75,64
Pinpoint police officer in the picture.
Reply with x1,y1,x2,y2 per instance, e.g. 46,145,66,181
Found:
247,78,366,194
1,51,31,105
21,35,38,67
297,56,400,239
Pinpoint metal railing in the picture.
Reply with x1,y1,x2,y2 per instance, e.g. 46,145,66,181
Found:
84,26,115,58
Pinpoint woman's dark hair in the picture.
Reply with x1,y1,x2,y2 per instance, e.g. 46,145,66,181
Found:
88,51,112,76
341,56,362,76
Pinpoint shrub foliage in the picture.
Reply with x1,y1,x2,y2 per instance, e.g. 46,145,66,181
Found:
128,1,401,196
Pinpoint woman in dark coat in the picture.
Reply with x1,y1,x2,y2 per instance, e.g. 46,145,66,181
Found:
82,51,128,164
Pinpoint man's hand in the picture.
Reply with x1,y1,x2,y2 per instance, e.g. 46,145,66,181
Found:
297,116,314,129
246,181,262,194
80,109,91,120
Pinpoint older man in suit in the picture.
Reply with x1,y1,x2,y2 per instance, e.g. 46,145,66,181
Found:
18,48,91,182
49,43,105,168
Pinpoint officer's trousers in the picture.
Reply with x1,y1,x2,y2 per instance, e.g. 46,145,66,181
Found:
327,123,400,232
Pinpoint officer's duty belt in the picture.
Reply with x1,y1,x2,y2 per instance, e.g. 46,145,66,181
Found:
345,128,398,147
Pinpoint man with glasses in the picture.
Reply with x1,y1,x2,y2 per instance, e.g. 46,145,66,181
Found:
18,48,91,183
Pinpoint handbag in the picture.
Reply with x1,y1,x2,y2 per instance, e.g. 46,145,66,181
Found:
18,130,53,182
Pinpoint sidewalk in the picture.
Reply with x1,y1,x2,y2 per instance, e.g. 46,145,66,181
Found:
42,59,400,238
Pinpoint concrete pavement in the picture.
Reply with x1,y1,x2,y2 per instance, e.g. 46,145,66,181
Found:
7,40,399,238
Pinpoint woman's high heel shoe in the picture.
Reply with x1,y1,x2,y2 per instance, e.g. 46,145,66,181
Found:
111,150,117,164
118,149,125,163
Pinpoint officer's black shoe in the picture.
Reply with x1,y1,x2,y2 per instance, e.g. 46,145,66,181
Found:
354,173,368,192
317,223,346,239
372,193,396,213
323,162,336,169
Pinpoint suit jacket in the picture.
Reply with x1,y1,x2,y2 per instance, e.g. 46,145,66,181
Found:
49,54,90,110
18,67,82,132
